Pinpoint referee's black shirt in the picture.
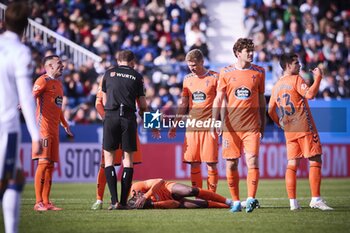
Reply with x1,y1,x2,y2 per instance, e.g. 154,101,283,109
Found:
102,65,145,112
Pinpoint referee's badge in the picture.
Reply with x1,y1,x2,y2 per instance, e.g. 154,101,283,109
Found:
111,72,116,77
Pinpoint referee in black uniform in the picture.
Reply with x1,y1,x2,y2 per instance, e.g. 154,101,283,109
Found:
102,50,158,209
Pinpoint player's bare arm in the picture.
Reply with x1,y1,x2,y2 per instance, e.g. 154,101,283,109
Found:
168,96,189,139
138,96,161,139
259,93,266,138
305,67,323,99
268,98,281,128
211,89,225,139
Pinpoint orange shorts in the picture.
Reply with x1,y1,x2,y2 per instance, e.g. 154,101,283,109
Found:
100,135,142,166
286,133,322,160
222,131,260,159
32,135,59,162
183,131,218,163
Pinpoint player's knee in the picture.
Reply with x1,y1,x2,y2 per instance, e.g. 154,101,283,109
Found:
246,155,259,169
309,154,322,164
190,187,199,196
226,159,239,170
206,163,217,170
288,159,300,167
191,162,201,169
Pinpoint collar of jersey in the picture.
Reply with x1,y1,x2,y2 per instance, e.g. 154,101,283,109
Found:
234,63,252,71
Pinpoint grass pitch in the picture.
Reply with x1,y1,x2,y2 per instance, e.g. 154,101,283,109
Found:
1,179,349,233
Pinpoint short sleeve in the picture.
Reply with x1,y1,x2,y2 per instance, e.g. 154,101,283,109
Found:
181,79,189,97
217,69,227,92
295,75,309,97
32,77,47,97
14,46,33,82
102,75,107,93
259,69,265,94
137,76,145,97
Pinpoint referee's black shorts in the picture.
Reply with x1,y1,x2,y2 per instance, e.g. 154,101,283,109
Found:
103,110,137,152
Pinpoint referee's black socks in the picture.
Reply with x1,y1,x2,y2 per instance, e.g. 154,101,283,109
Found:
105,166,118,205
121,167,134,206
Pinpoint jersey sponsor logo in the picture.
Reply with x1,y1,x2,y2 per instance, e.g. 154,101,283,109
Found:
234,86,251,100
116,73,136,80
192,91,206,103
55,96,63,106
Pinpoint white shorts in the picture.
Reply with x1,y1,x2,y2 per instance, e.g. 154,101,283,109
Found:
0,131,21,180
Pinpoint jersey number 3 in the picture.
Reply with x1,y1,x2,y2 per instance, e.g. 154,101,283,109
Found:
277,93,295,118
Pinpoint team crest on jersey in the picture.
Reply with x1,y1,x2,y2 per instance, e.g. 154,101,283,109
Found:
234,86,251,100
192,91,206,103
252,75,257,81
110,72,116,77
33,84,40,91
55,96,63,106
301,83,307,90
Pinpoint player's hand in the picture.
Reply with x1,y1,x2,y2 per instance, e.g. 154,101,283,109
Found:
64,126,74,137
210,120,221,139
259,127,264,139
216,121,223,136
278,117,284,130
152,128,161,139
311,67,322,78
32,140,42,155
134,196,147,209
168,127,177,139
210,126,217,139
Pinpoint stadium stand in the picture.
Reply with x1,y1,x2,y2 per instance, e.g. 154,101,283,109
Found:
0,0,349,124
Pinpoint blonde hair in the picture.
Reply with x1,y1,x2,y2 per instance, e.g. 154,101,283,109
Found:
185,49,204,62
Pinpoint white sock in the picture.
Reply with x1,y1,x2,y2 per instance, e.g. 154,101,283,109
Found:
289,199,297,207
225,199,233,206
233,200,241,206
247,197,253,200
311,197,321,202
3,188,21,233
96,200,103,204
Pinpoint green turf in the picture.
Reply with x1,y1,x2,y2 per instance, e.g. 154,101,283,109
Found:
1,179,349,233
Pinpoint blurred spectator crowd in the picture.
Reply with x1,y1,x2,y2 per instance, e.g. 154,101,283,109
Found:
243,0,350,99
0,0,210,124
0,0,349,125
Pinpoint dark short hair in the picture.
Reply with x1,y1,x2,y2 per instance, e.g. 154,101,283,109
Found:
117,50,135,62
233,38,254,57
279,53,298,70
5,1,29,35
42,55,60,66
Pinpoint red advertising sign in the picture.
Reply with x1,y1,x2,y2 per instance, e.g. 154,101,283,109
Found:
20,143,350,182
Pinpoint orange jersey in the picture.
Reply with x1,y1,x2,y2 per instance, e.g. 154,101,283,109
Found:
269,74,318,141
131,179,175,202
218,64,265,132
182,70,218,122
33,74,66,135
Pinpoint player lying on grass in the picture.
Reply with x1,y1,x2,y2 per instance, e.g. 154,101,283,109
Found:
127,178,233,209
